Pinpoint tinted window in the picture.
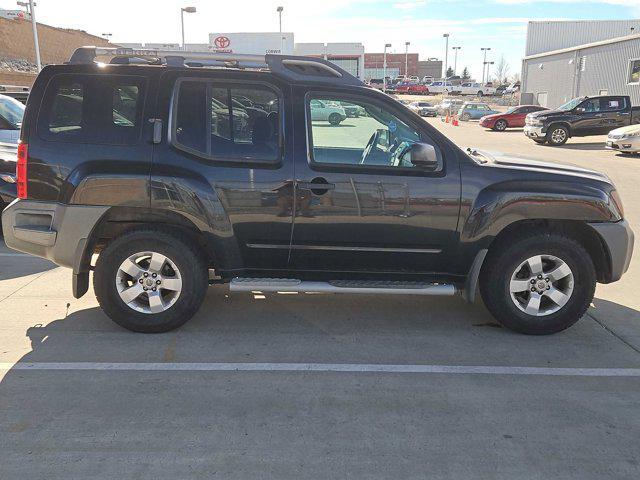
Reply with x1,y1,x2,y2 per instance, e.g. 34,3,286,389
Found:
600,97,626,112
629,59,640,84
308,95,424,169
41,75,145,144
174,81,280,161
48,82,84,136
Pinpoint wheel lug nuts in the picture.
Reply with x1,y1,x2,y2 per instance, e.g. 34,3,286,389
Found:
144,272,149,277
139,278,143,284
156,280,161,285
546,286,550,290
152,273,157,278
152,287,157,292
537,274,543,279
545,278,550,282
531,287,536,292
530,279,536,284
143,287,148,291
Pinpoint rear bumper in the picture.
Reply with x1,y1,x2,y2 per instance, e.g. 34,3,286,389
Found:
589,220,634,283
2,199,108,272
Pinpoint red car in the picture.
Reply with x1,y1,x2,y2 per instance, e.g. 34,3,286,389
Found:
395,83,430,95
479,105,548,131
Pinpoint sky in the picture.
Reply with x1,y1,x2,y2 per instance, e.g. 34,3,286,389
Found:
3,0,639,81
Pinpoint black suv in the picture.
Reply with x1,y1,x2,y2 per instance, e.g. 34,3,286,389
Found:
1,47,635,334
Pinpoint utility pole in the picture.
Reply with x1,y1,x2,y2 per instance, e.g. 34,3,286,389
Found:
452,46,461,75
17,1,41,71
383,43,391,93
481,47,491,84
102,33,113,42
442,33,449,78
404,41,410,78
277,6,284,53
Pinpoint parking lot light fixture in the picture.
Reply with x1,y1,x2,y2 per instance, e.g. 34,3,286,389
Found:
383,43,392,93
180,6,197,51
481,47,491,84
452,46,461,75
277,6,284,53
405,41,410,78
442,34,450,78
17,0,41,71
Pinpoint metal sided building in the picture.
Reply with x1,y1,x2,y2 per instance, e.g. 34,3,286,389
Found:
521,20,640,108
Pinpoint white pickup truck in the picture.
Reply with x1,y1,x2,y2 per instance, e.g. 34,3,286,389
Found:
458,82,496,97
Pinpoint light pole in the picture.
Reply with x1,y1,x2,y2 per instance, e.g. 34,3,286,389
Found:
483,61,495,84
383,43,391,93
102,33,113,42
442,33,449,78
452,46,461,75
17,1,41,71
180,6,196,51
277,6,284,53
404,41,410,78
481,47,491,84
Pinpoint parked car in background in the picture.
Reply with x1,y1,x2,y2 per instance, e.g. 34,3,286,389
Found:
368,78,384,90
459,82,496,97
495,84,509,95
428,81,460,95
458,102,499,121
504,82,520,94
422,76,434,84
480,105,548,131
0,94,24,144
396,83,430,95
339,101,366,118
606,125,640,154
436,98,464,116
524,95,640,145
310,99,347,125
408,101,438,117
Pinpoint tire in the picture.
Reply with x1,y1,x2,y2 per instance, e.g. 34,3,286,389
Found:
328,113,342,126
533,138,546,145
546,125,569,146
94,229,208,333
477,90,484,97
480,232,596,335
461,113,471,121
493,119,508,131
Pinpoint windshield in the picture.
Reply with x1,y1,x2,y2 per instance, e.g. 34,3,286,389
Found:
0,95,25,127
557,97,584,111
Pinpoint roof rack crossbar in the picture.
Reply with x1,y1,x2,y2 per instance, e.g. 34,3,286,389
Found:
68,46,364,86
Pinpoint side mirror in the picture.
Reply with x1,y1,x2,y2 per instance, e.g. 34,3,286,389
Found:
405,143,440,170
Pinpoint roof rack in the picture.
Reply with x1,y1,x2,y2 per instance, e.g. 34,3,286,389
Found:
68,46,364,87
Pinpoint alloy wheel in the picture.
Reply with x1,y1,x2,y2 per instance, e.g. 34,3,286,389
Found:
115,251,183,314
550,128,567,144
509,254,574,316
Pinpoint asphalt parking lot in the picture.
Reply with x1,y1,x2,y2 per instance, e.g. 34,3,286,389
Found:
1,116,640,478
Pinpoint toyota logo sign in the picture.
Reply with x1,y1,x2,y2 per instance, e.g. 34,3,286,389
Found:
214,36,231,49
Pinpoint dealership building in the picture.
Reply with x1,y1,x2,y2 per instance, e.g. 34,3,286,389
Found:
120,32,440,82
521,20,640,108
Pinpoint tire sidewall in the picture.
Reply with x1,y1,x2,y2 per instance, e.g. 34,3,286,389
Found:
481,235,596,335
547,125,568,145
494,120,507,131
94,231,207,333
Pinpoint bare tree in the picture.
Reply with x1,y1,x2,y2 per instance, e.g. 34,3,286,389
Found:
494,55,510,84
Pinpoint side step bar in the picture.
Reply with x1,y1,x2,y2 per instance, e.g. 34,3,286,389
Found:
230,278,456,296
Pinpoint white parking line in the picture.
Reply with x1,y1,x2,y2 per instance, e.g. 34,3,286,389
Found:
0,253,34,257
1,362,639,377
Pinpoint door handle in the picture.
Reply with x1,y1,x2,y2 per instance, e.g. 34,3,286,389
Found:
297,177,335,195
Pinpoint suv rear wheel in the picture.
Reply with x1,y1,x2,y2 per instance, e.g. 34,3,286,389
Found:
480,233,596,335
328,113,343,126
94,229,208,333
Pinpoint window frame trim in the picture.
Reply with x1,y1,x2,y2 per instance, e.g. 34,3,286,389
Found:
36,72,148,145
304,90,445,177
627,58,640,85
168,76,284,165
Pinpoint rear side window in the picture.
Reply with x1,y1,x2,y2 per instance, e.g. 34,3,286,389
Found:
173,80,281,162
39,74,146,144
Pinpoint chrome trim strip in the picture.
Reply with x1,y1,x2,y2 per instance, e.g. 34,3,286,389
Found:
246,244,442,254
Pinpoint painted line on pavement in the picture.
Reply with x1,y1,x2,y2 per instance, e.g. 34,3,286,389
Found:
1,362,640,377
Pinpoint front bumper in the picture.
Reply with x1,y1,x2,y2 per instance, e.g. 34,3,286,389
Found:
589,220,634,283
606,136,640,153
480,118,494,128
524,125,545,138
2,199,109,278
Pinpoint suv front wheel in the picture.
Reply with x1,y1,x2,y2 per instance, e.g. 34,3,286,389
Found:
480,233,596,335
546,125,569,146
94,229,208,333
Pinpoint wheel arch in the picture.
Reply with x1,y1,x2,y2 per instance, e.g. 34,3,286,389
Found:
484,219,611,283
73,206,217,299
547,121,572,137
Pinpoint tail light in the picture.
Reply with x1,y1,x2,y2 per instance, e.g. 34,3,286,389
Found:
16,142,28,199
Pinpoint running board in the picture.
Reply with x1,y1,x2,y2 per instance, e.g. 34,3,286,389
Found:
230,278,456,296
